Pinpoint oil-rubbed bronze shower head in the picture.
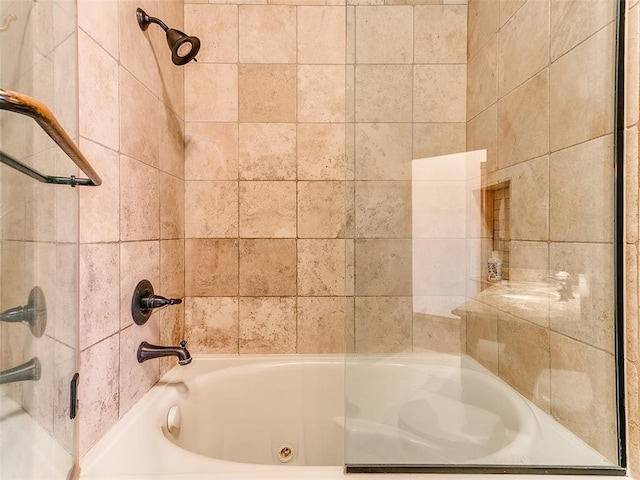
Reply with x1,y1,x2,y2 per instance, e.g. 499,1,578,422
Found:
136,8,200,66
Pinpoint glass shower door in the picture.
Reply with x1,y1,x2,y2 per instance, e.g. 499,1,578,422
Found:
0,0,79,477
345,0,624,472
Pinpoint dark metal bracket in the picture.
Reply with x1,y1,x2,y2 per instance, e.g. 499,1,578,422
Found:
70,373,79,420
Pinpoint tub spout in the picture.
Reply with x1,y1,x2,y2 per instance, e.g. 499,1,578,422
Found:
137,340,192,366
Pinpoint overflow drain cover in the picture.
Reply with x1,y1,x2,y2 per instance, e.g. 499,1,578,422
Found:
277,444,294,463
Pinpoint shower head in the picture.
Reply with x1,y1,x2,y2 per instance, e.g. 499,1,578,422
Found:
136,8,201,66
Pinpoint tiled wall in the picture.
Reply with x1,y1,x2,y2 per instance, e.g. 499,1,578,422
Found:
76,0,185,456
182,1,349,354
466,0,618,462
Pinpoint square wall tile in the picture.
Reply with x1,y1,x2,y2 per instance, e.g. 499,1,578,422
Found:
413,123,467,159
239,297,296,353
414,64,467,122
119,241,160,329
239,123,296,180
160,173,185,240
549,24,614,151
185,63,238,122
499,0,525,26
239,181,296,237
298,123,346,180
355,65,413,122
185,239,238,296
298,181,348,238
298,239,346,296
414,5,467,64
413,313,466,353
497,69,549,168
120,155,159,241
78,0,119,59
185,181,238,238
355,239,412,295
160,239,185,298
355,6,413,64
356,123,412,180
159,106,185,179
467,0,499,59
239,6,296,63
297,297,346,353
550,135,614,243
185,297,238,353
239,239,297,296
355,181,412,237
298,65,346,122
497,0,549,96
355,296,412,353
467,35,497,120
185,123,238,181
185,5,238,63
509,241,549,282
239,64,297,122
298,7,346,64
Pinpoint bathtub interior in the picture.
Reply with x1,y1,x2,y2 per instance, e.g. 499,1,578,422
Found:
81,354,613,479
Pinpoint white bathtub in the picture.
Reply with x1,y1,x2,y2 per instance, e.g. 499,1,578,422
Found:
80,354,614,480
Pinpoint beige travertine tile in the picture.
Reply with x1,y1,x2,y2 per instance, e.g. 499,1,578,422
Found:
550,333,617,462
626,126,639,244
156,0,185,118
550,0,615,61
355,296,412,353
185,123,238,180
298,123,347,180
355,123,412,180
297,297,346,353
185,5,238,63
239,64,296,122
79,336,119,456
298,181,349,238
414,5,467,64
239,297,296,353
498,311,550,412
499,0,525,26
54,244,79,347
467,34,497,120
185,181,238,237
508,241,548,282
628,360,640,474
627,244,639,364
119,241,160,329
185,63,238,122
120,155,159,241
467,103,497,173
160,239,185,298
159,106,184,179
355,181,412,237
119,67,160,168
298,239,346,295
53,341,75,449
160,173,185,240
119,322,160,417
355,239,412,295
627,4,640,128
549,135,614,243
78,30,119,150
239,5,296,63
239,239,297,296
355,65,413,122
414,64,467,122
504,154,549,241
79,139,119,243
497,69,549,167
464,298,498,373
413,313,465,353
298,7,346,64
78,0,119,59
239,123,296,180
185,297,238,353
119,0,160,98
467,0,499,60
549,242,614,353
79,243,119,350
497,0,549,96
239,181,296,237
185,239,239,296
413,123,467,159
549,24,614,152
298,65,346,123
355,6,413,63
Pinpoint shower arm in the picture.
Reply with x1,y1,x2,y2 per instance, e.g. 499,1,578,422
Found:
136,10,170,32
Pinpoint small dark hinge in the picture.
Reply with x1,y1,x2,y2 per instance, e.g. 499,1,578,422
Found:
70,372,79,419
